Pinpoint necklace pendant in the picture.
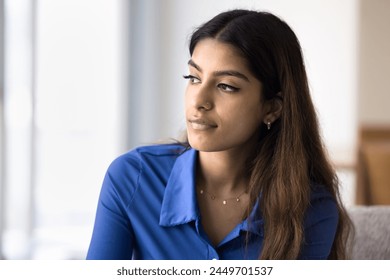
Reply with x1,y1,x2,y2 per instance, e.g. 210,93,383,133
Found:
223,200,227,205
200,189,204,195
236,197,240,202
211,195,216,200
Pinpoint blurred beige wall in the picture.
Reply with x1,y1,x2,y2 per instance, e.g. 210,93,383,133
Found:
358,0,390,125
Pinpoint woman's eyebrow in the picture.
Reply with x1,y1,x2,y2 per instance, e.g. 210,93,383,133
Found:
213,70,249,82
188,59,202,72
188,59,250,82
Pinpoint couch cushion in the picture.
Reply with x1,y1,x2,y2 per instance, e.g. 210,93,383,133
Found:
348,206,390,259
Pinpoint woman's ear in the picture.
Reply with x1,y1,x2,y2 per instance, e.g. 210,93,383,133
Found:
263,92,283,125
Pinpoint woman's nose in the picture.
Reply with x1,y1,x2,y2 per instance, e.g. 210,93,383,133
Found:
197,101,212,111
193,85,214,111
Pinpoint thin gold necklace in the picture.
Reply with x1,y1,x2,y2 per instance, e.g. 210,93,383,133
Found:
198,187,247,205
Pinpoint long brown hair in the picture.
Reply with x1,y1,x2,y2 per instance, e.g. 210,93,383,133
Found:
189,10,352,259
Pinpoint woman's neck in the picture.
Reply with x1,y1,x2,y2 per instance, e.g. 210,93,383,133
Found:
197,145,255,195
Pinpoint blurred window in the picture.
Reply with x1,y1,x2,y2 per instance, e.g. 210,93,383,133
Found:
1,0,125,259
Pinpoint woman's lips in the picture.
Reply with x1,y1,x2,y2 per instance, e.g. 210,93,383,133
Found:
188,119,218,130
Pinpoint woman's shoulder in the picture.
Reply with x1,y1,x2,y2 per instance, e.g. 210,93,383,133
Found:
305,182,339,228
309,182,335,201
133,143,189,157
107,143,188,175
101,143,189,200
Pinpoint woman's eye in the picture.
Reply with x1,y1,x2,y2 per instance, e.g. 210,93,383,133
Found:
183,75,201,84
218,83,239,92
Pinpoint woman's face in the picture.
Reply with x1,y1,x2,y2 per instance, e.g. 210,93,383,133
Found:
185,38,266,153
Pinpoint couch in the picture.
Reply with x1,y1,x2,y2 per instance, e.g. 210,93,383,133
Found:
348,206,390,259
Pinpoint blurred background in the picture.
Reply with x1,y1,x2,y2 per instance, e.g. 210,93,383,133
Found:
0,0,389,259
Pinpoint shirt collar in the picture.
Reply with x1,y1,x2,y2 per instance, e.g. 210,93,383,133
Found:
240,199,264,237
159,148,198,227
159,147,264,237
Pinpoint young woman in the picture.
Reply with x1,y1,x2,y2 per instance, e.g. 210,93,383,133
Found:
87,9,351,260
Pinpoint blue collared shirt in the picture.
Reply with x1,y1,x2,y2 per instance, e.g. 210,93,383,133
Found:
86,144,338,260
